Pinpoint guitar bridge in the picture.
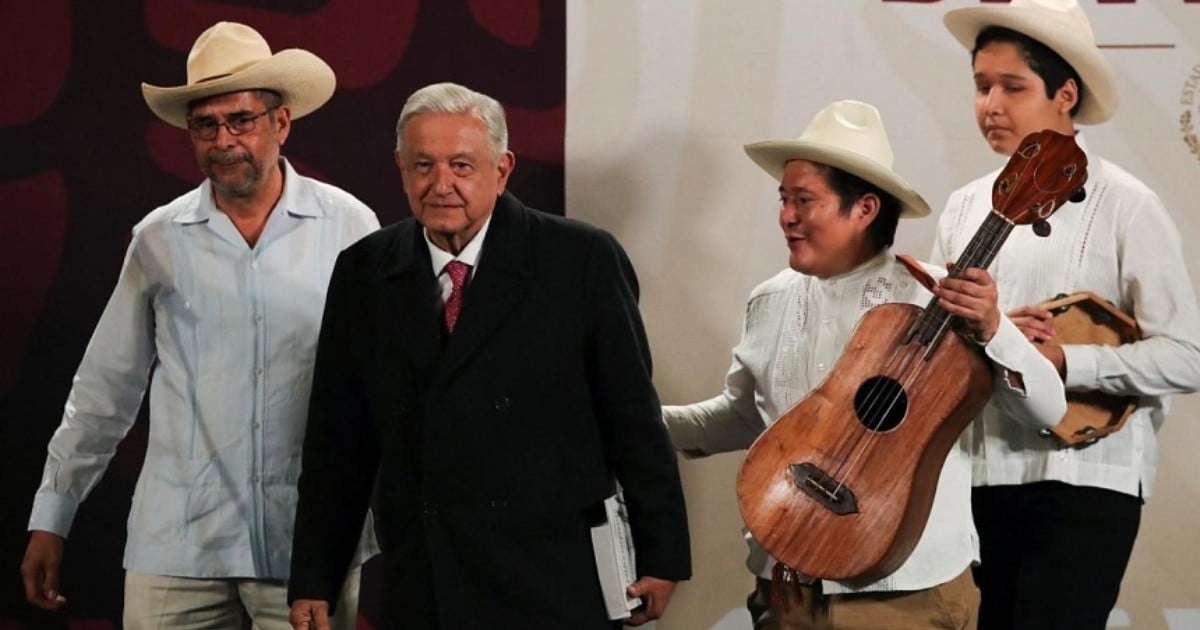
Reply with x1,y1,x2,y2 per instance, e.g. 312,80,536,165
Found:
789,463,859,515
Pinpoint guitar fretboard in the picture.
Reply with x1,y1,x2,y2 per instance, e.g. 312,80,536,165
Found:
904,211,1016,351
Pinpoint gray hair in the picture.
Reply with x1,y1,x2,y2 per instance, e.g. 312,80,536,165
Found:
394,82,508,157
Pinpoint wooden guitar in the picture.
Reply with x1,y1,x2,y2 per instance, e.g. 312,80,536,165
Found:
736,129,1088,582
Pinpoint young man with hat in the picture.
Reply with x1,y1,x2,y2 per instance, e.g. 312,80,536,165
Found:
20,21,379,629
663,99,1066,629
933,1,1200,627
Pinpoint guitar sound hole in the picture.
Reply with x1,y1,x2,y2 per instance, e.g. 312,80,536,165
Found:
853,376,908,432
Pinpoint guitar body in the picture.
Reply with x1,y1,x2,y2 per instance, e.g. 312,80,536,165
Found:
735,129,1087,583
737,303,994,582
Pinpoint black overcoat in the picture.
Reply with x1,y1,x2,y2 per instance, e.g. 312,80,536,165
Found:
289,192,691,628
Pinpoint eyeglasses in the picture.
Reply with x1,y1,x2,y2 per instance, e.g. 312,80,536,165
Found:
186,107,277,141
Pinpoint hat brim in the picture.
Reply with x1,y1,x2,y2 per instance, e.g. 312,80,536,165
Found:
141,48,336,129
944,6,1117,125
743,140,932,218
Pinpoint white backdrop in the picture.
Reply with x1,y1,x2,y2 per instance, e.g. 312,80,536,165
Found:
565,1,1200,628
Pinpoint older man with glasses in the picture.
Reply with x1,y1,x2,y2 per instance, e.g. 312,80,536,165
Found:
20,21,379,630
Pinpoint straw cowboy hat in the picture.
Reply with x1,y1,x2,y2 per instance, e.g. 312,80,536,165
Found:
944,0,1117,124
744,100,931,218
141,21,336,129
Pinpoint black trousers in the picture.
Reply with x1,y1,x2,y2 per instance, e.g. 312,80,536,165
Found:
972,481,1142,630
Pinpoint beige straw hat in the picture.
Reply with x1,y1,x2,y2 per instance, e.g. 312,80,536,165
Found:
744,100,931,218
944,0,1118,124
141,21,336,129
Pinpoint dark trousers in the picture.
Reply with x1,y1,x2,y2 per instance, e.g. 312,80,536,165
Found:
971,481,1142,630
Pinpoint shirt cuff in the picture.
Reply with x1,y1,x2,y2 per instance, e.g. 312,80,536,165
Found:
981,317,1032,393
1061,344,1098,391
28,492,80,538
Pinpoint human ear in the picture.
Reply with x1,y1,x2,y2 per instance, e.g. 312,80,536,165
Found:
858,193,880,221
495,150,516,193
1056,78,1080,116
274,105,292,145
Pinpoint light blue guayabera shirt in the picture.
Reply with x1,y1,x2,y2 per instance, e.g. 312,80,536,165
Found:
29,159,380,579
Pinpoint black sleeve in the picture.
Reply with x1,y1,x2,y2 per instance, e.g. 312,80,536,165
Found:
287,249,381,608
584,230,692,581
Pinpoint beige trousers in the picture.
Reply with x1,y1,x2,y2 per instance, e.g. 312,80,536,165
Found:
751,566,980,630
124,567,361,630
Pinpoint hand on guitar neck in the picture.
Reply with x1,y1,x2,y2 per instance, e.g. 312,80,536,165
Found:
895,253,1001,344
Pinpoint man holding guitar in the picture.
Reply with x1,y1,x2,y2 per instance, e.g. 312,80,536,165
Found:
664,99,1067,629
932,1,1200,628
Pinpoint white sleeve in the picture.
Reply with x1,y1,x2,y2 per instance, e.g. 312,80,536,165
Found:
662,350,765,456
662,296,769,456
28,233,156,537
1062,194,1200,397
982,315,1068,429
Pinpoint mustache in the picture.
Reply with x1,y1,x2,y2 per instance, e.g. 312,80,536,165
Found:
208,150,251,165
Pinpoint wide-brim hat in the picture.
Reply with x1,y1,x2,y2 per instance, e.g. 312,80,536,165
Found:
944,0,1117,124
141,21,336,129
744,100,931,218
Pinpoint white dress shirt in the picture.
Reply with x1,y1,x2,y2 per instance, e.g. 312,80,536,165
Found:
932,135,1200,498
29,160,381,579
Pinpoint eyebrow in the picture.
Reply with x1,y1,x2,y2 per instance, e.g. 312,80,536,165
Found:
779,185,816,194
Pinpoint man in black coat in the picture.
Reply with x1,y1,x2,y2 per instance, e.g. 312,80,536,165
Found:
287,82,691,629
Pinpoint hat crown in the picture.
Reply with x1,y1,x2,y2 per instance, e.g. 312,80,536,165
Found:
1008,0,1095,42
942,0,1114,124
797,100,894,171
186,22,273,86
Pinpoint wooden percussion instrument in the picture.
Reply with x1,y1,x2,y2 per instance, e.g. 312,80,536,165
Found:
1037,291,1140,447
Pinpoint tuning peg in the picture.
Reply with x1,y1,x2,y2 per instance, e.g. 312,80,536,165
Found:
1033,221,1051,237
1069,187,1087,203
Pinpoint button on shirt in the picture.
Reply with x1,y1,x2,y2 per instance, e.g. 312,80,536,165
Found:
28,159,381,579
663,252,1066,593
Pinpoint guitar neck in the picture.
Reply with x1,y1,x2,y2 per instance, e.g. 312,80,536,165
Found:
954,210,1015,273
906,211,1015,350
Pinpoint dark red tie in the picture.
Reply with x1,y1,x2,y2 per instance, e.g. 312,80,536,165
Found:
443,260,471,333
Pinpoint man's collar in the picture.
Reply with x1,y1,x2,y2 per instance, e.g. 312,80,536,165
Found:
425,208,494,273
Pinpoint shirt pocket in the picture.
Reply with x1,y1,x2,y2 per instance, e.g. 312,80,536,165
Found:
186,485,244,550
129,453,241,550
128,466,185,546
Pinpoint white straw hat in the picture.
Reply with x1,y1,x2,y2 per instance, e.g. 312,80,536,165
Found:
744,100,931,218
944,0,1117,124
141,21,336,129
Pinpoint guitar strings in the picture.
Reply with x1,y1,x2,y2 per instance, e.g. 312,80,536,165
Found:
825,212,1015,498
834,215,1012,477
762,135,1085,578
803,136,1065,503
